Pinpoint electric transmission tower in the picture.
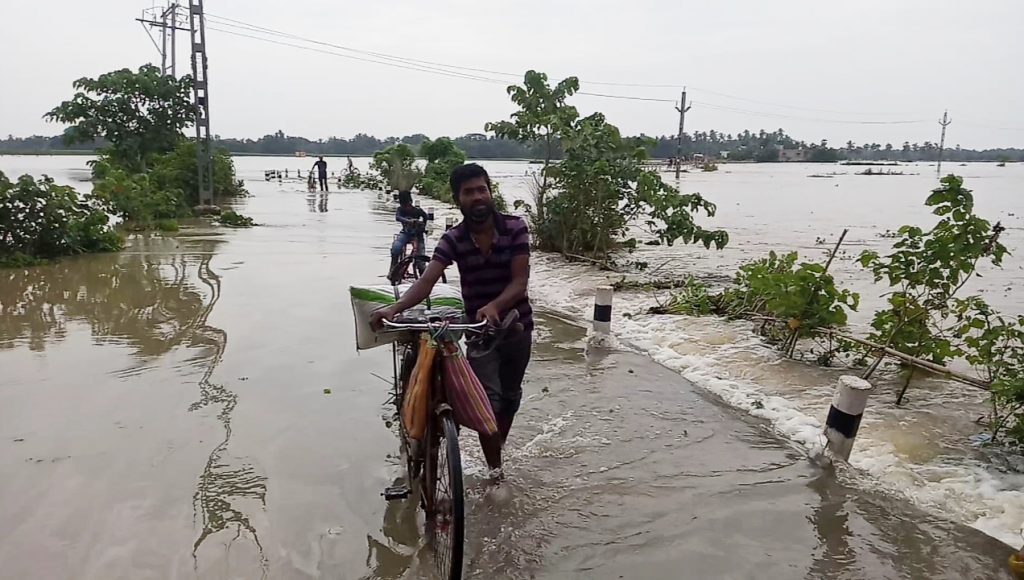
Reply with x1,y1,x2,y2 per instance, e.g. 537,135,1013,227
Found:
136,1,214,207
188,0,214,207
136,4,187,76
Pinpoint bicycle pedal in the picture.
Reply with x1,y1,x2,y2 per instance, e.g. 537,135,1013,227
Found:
382,485,410,501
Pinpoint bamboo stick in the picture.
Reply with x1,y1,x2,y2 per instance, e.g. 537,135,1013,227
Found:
748,315,990,391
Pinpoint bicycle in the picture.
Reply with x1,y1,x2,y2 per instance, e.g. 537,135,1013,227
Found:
380,311,521,580
387,219,447,285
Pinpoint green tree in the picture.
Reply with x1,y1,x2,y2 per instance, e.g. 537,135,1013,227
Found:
372,144,421,193
418,137,466,201
485,70,580,224
859,175,1007,404
44,65,195,172
543,112,728,260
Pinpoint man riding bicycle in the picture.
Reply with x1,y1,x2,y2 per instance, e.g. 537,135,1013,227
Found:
390,190,429,272
372,163,532,480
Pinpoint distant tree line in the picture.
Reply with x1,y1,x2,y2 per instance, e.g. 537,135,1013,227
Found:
3,128,1022,162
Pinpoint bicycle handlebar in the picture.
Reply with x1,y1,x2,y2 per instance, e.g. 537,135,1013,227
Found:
382,318,489,333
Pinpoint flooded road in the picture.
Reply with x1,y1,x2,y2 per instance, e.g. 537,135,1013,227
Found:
0,156,1019,579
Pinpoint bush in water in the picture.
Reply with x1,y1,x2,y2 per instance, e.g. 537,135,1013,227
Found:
860,175,1008,404
90,140,247,228
218,210,256,228
147,140,248,206
952,297,1024,445
417,138,508,212
0,171,123,267
655,251,859,359
418,137,465,202
91,160,184,227
372,144,421,193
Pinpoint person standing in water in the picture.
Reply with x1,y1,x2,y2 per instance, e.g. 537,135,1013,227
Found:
371,163,532,481
312,156,328,192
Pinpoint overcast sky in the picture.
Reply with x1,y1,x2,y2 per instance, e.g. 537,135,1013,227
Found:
2,0,1022,148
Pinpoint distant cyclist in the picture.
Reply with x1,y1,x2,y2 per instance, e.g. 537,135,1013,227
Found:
312,156,328,192
390,190,428,272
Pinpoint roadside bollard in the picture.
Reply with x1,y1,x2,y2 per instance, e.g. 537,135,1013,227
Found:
427,207,435,221
284,168,289,178
593,286,613,336
445,216,454,230
277,170,283,183
824,375,873,462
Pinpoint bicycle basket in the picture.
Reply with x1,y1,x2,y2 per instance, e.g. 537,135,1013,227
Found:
349,283,464,350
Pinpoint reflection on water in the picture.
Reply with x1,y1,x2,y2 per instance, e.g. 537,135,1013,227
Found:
0,237,206,355
363,475,421,580
184,250,269,574
307,193,329,213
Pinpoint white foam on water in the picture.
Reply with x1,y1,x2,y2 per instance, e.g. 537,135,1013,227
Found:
526,254,1024,548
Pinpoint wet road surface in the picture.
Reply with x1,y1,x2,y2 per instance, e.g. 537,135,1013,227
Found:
0,170,1017,579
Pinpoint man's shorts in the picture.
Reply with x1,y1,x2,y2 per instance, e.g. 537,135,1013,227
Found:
466,331,532,419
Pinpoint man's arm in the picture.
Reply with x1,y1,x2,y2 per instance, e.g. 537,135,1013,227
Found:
392,259,446,312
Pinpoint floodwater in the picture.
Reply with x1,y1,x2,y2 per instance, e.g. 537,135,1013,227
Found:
0,155,1020,579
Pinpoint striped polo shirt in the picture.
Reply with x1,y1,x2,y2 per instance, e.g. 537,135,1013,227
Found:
433,213,534,332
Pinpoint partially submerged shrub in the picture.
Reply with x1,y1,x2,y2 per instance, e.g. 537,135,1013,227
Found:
0,171,122,266
218,210,256,227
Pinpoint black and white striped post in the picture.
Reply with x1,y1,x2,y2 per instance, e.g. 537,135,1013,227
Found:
445,216,454,231
426,207,435,221
593,286,613,336
824,375,873,462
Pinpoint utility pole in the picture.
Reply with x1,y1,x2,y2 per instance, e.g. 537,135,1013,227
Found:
675,89,691,180
170,4,178,77
937,110,951,178
189,0,214,207
137,4,186,76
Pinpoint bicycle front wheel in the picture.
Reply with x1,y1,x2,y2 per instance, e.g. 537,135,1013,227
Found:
426,412,464,580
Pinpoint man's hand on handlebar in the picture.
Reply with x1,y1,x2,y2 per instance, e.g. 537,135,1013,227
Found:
476,303,501,326
369,305,399,330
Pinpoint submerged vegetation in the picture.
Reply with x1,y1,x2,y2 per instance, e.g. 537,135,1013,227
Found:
649,176,1024,446
0,172,123,267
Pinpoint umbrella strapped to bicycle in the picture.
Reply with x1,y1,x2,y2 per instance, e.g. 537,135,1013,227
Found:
349,281,521,580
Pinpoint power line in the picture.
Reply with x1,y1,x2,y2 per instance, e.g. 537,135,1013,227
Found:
692,101,930,125
202,13,912,115
204,23,676,103
205,26,511,85
687,85,919,117
202,13,1014,128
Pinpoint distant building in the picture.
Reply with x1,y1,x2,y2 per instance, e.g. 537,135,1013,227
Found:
779,147,809,162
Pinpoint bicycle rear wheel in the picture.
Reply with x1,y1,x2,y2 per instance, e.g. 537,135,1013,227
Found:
425,412,464,580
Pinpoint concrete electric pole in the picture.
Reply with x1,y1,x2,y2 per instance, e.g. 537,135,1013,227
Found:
675,89,691,180
936,110,952,178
